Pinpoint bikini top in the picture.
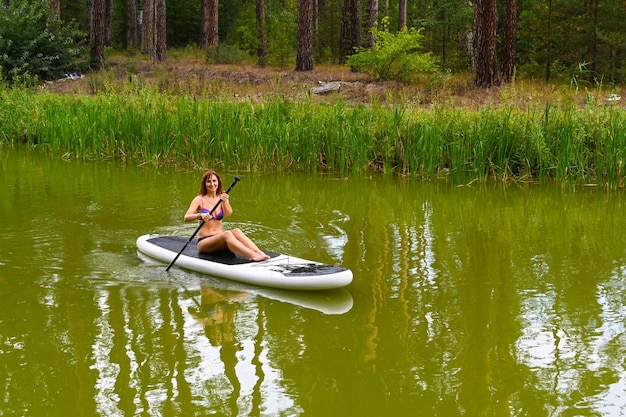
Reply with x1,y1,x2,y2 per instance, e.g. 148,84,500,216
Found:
201,198,224,220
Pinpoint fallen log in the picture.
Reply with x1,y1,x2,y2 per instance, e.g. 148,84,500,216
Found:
312,81,341,94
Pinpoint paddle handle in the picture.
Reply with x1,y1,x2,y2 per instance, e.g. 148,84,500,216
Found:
165,176,241,272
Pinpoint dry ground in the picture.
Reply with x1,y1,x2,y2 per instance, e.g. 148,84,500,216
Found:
44,56,626,110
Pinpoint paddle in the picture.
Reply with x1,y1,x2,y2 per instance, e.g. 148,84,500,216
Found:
165,176,241,272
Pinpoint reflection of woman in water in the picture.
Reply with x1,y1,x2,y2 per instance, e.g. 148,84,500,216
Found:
188,285,248,414
188,286,247,346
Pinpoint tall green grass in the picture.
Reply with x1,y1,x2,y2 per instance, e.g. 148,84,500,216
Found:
2,86,625,188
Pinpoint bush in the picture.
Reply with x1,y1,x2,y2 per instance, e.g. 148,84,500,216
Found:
0,0,88,82
346,24,438,83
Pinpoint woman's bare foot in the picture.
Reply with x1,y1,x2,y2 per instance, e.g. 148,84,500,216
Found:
250,252,269,262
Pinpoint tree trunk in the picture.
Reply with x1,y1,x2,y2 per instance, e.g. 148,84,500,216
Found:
339,0,360,63
351,0,360,50
154,0,166,62
126,0,137,50
141,0,154,55
207,0,219,62
398,0,406,30
199,0,209,50
256,0,267,67
501,0,517,82
295,0,314,71
364,0,378,48
473,0,498,87
90,0,106,69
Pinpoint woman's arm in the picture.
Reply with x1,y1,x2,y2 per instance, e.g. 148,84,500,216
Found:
184,196,203,222
220,193,233,217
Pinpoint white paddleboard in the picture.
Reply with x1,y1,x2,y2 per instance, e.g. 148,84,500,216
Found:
136,234,353,291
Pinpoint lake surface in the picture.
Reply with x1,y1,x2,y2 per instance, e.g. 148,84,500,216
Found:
1,147,626,416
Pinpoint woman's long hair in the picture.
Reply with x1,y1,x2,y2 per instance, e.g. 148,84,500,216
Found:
199,170,224,195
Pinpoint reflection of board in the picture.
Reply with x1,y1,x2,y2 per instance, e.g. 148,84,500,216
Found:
136,234,353,291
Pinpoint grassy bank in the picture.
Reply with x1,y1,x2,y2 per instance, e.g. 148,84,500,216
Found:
1,84,625,188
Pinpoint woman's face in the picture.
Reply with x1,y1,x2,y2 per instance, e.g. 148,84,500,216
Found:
205,174,220,191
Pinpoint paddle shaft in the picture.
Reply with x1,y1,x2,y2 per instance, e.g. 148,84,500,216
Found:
165,176,241,272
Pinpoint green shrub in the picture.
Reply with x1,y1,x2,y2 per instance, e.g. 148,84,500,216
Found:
347,23,438,83
0,0,88,82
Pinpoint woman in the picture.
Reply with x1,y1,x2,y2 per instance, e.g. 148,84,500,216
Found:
184,170,270,261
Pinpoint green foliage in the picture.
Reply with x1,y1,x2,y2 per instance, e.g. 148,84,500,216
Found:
233,3,258,56
217,44,254,65
266,6,297,69
346,24,438,83
0,0,88,82
415,0,473,70
517,0,626,84
166,0,201,47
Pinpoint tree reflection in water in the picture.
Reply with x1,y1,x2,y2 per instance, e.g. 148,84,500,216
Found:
188,286,247,415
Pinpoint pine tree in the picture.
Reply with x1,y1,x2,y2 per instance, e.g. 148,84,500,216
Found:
295,0,313,70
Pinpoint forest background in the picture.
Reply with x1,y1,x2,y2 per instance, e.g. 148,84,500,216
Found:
1,0,625,87
2,0,626,186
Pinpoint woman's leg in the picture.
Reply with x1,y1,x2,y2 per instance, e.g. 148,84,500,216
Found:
198,231,267,261
231,228,269,259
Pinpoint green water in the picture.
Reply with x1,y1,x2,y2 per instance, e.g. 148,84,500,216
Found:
1,147,625,416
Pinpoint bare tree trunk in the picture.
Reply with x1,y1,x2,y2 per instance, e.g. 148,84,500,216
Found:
206,0,219,62
126,0,138,50
339,0,360,63
501,0,517,82
199,0,209,50
351,0,360,49
398,0,406,30
154,0,166,62
90,0,106,69
141,0,154,55
256,0,267,67
295,0,313,71
473,0,499,87
364,0,378,48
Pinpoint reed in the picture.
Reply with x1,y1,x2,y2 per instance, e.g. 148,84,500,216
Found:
1,86,625,188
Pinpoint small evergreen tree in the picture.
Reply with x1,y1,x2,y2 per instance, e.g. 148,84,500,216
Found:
0,0,88,82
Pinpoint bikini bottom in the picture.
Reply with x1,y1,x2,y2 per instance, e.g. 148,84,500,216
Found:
197,234,217,242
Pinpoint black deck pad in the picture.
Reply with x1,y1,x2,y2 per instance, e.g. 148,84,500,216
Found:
149,235,349,276
148,235,280,266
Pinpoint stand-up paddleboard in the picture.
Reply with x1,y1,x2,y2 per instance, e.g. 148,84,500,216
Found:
136,234,353,291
